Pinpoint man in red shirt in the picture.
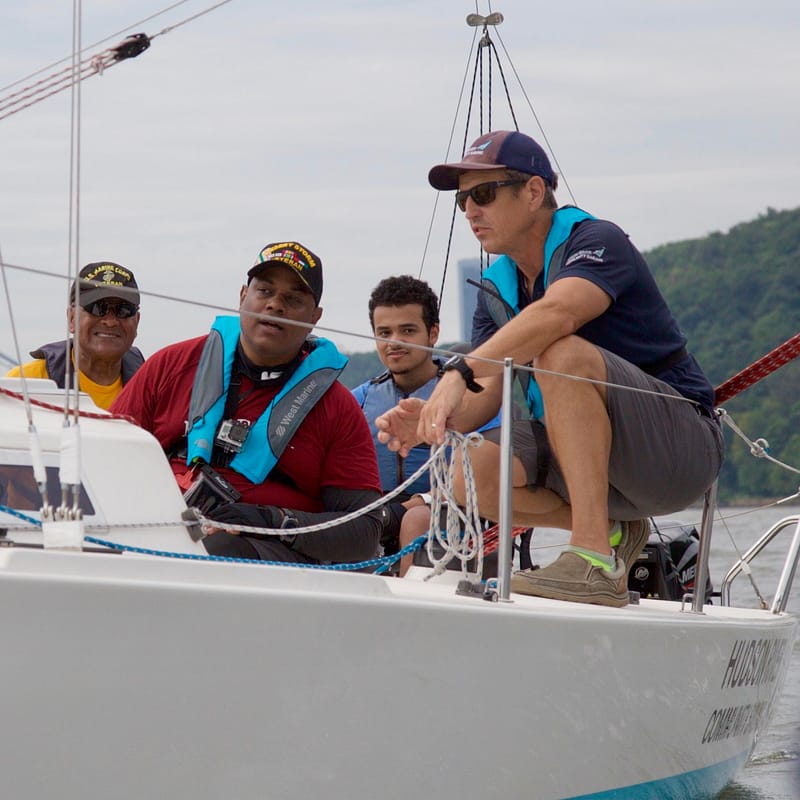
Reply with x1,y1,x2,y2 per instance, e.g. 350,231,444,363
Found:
111,241,385,565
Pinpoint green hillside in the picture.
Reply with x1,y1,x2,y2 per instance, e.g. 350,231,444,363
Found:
647,207,799,502
340,207,800,503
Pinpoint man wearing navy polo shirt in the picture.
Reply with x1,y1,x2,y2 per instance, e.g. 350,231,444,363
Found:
376,130,723,607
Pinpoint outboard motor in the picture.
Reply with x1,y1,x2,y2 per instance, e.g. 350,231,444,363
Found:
627,520,714,602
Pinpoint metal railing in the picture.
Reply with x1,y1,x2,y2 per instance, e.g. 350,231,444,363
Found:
719,515,800,612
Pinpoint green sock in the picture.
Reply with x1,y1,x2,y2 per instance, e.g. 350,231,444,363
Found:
568,545,616,572
609,521,622,549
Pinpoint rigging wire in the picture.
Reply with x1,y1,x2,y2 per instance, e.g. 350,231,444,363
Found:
59,0,84,522
151,0,235,39
0,243,51,515
0,36,150,122
491,28,576,206
0,0,235,122
66,0,82,427
0,0,195,95
417,26,479,283
420,11,573,312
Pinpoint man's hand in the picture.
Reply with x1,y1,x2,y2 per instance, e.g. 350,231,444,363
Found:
375,397,426,457
375,371,469,455
204,502,283,535
416,370,468,444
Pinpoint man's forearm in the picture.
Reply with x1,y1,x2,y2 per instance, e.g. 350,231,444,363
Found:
288,499,385,563
446,374,503,432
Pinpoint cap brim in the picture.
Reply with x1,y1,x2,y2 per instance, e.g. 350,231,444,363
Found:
76,285,140,306
247,261,318,303
428,161,508,190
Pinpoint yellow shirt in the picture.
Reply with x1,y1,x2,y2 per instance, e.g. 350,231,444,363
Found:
5,360,123,410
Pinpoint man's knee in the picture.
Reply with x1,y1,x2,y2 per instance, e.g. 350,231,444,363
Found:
203,532,260,559
536,336,607,386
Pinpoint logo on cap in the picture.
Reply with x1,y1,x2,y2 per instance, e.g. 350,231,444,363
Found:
82,263,134,287
249,240,323,304
465,139,492,157
259,246,315,272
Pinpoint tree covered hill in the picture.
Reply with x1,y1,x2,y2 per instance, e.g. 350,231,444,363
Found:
340,207,800,502
647,206,799,502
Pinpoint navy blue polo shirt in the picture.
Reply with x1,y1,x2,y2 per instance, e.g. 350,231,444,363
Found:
471,217,715,410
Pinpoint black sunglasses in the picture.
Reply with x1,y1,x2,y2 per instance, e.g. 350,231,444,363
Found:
455,179,528,212
81,300,139,319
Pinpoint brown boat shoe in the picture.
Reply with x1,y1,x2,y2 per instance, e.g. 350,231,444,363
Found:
510,551,629,607
612,519,651,576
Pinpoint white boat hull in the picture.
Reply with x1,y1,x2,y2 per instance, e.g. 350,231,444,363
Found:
0,548,794,800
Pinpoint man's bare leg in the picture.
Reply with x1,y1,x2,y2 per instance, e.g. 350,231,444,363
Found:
452,441,572,529
536,336,611,555
398,504,430,577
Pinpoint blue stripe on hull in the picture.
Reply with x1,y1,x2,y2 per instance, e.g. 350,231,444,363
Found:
565,750,749,800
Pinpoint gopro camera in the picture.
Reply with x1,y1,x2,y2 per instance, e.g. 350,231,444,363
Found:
215,418,251,453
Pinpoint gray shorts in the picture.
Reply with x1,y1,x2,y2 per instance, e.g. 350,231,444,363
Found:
483,348,725,520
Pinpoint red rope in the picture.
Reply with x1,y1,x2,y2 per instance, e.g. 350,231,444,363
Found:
0,385,137,424
481,524,531,556
714,332,800,405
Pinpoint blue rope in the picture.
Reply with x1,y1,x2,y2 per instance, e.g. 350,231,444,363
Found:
0,506,40,524
0,502,427,573
83,533,427,572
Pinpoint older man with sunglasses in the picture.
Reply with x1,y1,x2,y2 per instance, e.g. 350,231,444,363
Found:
6,261,143,409
376,130,723,607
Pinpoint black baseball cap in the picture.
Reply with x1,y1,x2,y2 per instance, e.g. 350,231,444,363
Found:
247,241,323,305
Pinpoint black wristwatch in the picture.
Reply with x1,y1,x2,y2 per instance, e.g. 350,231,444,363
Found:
441,355,484,393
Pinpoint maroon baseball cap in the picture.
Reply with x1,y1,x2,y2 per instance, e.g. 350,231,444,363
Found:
428,130,556,191
247,241,323,305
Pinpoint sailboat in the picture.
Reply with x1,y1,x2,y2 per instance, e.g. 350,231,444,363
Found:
1,5,799,799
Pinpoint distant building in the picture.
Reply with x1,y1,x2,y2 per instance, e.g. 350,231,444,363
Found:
457,257,483,342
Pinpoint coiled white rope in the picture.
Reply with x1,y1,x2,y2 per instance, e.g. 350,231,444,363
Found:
425,431,485,578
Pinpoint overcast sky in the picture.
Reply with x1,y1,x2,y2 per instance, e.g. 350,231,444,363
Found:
1,0,799,362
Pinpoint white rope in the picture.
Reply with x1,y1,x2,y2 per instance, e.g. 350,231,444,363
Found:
425,431,485,578
194,441,449,537
189,430,485,578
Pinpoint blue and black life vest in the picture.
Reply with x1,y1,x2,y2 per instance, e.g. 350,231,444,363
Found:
185,315,347,484
356,363,443,497
479,206,595,419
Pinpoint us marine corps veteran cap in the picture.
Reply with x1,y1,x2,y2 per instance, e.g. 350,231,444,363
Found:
248,241,323,305
71,261,140,306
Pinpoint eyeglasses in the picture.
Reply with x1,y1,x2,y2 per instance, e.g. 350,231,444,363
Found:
455,179,528,212
81,300,139,319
